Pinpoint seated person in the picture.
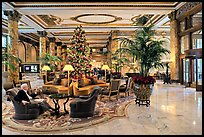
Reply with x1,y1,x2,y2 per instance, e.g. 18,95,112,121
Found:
14,83,55,115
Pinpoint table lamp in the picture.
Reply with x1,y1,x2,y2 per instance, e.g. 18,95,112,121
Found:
63,64,75,95
101,65,110,82
42,65,51,84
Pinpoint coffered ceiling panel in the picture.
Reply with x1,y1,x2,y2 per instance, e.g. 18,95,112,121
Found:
2,2,187,49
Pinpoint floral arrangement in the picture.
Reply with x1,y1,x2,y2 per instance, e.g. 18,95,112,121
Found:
86,75,97,79
132,76,156,85
111,72,121,79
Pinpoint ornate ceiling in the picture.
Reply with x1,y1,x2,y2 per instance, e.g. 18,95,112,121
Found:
2,2,187,48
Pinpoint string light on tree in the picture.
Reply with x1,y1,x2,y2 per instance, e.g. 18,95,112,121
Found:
66,25,92,80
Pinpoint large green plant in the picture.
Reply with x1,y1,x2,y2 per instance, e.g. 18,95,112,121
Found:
2,52,22,71
40,53,62,71
114,24,170,77
2,52,22,82
111,51,130,72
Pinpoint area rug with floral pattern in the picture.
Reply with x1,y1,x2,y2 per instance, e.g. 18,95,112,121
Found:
2,95,135,134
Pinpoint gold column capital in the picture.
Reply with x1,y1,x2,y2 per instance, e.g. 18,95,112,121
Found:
4,10,22,21
168,10,177,21
37,31,47,37
56,42,62,46
111,30,120,35
48,37,56,43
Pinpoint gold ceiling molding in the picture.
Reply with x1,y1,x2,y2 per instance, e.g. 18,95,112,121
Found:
131,14,154,25
53,31,110,36
9,2,180,8
130,14,141,23
38,15,63,26
28,15,46,28
176,2,202,19
150,14,165,25
21,33,39,42
19,21,29,26
162,21,170,26
57,23,133,27
70,14,122,24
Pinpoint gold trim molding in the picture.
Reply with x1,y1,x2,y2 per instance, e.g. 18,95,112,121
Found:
70,14,122,24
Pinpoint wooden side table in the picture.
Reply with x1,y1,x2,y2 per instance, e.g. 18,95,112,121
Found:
49,94,71,116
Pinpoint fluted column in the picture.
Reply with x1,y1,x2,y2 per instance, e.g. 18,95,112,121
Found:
168,11,180,82
107,36,112,67
37,31,47,76
56,42,62,71
4,10,22,83
111,30,119,54
24,38,32,62
61,45,67,68
49,37,56,56
110,30,119,71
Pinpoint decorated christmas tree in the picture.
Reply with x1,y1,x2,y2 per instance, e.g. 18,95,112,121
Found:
66,25,92,79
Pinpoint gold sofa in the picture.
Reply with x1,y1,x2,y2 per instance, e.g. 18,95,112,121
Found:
42,78,108,96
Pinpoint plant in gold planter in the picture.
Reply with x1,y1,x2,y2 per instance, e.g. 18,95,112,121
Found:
132,76,156,106
113,18,170,106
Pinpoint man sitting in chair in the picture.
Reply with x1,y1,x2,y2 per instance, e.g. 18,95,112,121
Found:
14,83,55,115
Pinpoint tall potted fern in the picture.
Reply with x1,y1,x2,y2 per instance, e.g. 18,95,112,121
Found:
114,24,170,106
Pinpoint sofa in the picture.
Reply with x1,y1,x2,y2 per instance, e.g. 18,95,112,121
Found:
42,77,108,96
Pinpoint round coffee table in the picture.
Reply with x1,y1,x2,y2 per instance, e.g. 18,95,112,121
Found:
49,93,71,116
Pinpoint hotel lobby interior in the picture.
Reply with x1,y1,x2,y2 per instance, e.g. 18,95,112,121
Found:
2,2,202,135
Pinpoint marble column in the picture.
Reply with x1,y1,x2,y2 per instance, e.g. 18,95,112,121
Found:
49,37,56,56
168,11,180,82
37,31,47,77
24,38,32,62
110,30,119,69
56,42,62,71
107,36,112,67
4,10,22,83
111,30,119,55
61,45,67,68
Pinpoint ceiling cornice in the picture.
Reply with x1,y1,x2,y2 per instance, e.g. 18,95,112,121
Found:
9,2,180,8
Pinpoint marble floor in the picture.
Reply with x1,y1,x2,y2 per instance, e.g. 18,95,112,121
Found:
2,80,202,135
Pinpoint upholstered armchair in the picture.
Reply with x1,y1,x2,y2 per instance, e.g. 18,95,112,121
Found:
100,79,121,101
119,77,133,97
3,82,14,91
69,86,101,118
6,88,41,120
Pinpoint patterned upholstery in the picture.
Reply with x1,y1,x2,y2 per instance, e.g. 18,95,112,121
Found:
69,86,101,118
6,88,40,120
100,79,121,101
119,77,132,97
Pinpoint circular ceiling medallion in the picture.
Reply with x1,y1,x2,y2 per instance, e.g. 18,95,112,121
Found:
71,14,122,24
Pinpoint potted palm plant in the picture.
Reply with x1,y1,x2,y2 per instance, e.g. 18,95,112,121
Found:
40,53,62,71
2,52,22,83
40,53,62,81
113,23,170,106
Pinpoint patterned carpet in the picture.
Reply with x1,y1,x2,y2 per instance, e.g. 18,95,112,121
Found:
2,94,135,134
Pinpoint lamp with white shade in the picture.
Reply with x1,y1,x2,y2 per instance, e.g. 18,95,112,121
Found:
101,64,110,82
42,65,51,83
63,64,75,95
